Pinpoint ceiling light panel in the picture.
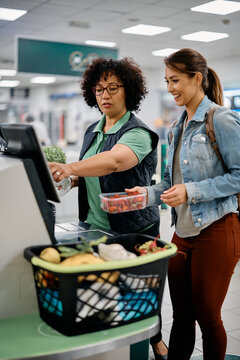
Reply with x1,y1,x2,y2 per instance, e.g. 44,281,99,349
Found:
0,70,16,76
0,7,27,21
121,24,171,36
152,48,179,56
191,1,240,15
0,80,20,87
181,31,229,42
85,40,116,47
30,77,56,84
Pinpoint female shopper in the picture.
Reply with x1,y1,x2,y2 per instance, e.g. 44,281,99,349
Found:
49,56,160,235
127,48,240,360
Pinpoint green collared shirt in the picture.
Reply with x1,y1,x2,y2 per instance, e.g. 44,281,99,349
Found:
82,111,152,229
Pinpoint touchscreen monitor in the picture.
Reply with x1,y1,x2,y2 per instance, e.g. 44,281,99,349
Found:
0,123,60,203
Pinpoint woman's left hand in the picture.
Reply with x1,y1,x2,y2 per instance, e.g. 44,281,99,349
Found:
125,186,147,194
48,162,71,182
160,184,188,207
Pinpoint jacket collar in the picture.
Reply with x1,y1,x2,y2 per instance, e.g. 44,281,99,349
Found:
193,95,212,121
178,95,213,125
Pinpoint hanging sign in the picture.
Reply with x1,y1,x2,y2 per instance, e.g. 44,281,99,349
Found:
16,37,118,77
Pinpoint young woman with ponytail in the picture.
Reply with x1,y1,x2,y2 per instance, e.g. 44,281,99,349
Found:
127,48,240,360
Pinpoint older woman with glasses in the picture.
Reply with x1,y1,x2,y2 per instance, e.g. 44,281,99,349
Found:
49,57,160,237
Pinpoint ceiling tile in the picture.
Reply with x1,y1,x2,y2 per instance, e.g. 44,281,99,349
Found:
93,0,143,13
0,0,239,78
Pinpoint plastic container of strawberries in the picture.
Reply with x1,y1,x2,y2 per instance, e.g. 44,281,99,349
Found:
99,192,147,213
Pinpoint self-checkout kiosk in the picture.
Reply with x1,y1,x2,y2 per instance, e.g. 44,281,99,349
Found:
0,123,114,321
0,123,60,319
0,124,159,360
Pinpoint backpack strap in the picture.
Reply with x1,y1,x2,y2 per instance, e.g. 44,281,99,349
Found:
205,107,228,172
206,107,240,218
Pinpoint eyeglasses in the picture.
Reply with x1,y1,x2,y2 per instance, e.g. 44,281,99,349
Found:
93,84,124,96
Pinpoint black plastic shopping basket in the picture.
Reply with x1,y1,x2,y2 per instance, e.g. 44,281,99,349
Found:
24,234,177,336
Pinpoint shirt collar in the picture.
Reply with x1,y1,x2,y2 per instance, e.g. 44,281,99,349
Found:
93,111,131,134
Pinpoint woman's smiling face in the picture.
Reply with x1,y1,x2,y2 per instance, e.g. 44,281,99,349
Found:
165,65,200,108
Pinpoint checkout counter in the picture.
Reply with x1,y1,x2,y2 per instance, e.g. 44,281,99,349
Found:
0,124,160,359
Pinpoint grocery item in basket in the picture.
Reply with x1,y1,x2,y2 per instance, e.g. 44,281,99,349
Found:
117,290,158,321
77,271,120,284
37,279,158,324
120,273,152,291
98,243,136,261
60,253,104,266
35,269,59,289
99,191,147,213
57,236,108,257
39,288,63,317
60,253,119,283
100,289,158,324
39,247,61,264
135,235,169,255
76,282,120,322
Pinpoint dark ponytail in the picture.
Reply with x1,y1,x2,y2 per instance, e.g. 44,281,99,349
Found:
206,67,223,106
164,48,223,106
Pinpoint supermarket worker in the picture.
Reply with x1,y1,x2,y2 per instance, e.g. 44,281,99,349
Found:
48,57,160,236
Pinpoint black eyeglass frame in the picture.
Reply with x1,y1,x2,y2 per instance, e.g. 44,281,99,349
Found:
92,84,124,96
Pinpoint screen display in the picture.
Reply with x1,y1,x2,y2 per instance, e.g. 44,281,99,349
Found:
0,123,60,203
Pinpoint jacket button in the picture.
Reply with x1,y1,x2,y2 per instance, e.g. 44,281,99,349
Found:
192,198,197,204
197,218,202,223
183,159,188,164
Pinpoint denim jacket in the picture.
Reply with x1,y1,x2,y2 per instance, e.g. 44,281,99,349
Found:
147,95,240,228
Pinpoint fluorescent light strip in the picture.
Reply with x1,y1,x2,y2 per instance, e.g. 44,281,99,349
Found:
0,80,19,87
85,40,116,47
30,77,56,84
191,0,240,15
0,7,27,21
152,48,179,56
0,69,16,76
181,31,229,42
121,24,171,36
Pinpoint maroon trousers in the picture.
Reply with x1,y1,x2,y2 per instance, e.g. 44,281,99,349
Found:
167,213,240,360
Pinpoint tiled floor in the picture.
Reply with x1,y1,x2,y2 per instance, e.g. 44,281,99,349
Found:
149,207,240,359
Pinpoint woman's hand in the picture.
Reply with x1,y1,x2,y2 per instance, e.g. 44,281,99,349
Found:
125,186,147,194
160,184,188,207
70,176,79,188
48,162,71,182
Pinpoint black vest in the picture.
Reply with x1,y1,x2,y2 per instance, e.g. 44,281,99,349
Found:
78,113,160,234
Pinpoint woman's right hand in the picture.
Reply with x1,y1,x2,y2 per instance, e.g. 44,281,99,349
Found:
125,186,147,194
48,162,71,182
